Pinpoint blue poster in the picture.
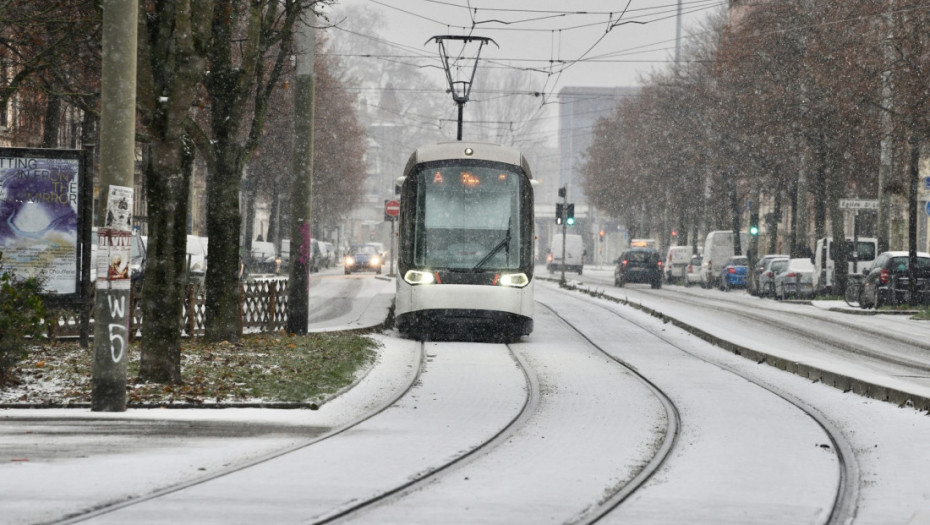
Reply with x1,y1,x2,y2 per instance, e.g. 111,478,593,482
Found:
0,151,81,295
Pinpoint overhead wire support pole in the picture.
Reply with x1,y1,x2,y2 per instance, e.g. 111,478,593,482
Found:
428,35,498,141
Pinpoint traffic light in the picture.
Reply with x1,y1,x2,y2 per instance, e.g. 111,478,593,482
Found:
558,186,566,198
566,204,575,226
749,213,759,236
555,203,563,225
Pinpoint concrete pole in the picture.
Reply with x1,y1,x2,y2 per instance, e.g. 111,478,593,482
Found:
92,0,138,412
877,0,895,254
286,12,315,335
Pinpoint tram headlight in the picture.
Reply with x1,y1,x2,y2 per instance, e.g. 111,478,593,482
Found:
498,272,529,288
404,270,435,285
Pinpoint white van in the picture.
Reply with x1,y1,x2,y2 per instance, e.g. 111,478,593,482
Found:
812,237,878,293
664,245,692,284
548,233,585,275
700,230,749,288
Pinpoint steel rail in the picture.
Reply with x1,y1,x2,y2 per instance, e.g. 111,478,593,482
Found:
48,342,427,525
555,289,860,524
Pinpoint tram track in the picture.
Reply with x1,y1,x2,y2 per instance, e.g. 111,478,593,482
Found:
51,339,537,525
316,341,539,524
581,280,930,374
535,302,682,525
541,286,860,524
49,341,428,525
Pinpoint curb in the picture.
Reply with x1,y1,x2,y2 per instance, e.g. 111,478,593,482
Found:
559,280,930,414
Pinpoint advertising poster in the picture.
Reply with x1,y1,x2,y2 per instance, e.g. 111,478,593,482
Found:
95,186,134,291
0,149,82,295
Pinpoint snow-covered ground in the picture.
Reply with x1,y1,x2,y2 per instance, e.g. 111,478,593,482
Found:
2,273,929,524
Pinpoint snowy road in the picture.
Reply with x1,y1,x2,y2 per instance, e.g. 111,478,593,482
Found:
3,274,930,524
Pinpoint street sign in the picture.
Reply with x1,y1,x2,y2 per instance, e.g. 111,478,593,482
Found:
384,199,400,219
839,199,878,210
925,201,930,217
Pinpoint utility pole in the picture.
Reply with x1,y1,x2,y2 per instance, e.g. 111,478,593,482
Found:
877,0,895,254
287,11,315,335
559,186,568,284
92,0,138,412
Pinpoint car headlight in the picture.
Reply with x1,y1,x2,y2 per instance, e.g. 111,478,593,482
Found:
404,270,435,285
345,256,355,266
370,256,380,266
498,272,530,288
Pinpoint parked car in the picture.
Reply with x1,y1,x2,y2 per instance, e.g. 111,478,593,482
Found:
345,243,382,275
615,248,662,289
812,237,878,294
773,258,815,300
758,257,789,298
685,254,703,287
249,240,277,274
748,254,789,296
718,255,749,291
664,246,692,284
859,251,930,309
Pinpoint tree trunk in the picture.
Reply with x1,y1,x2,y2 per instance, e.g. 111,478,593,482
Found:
42,93,61,148
204,145,243,342
726,172,742,256
813,134,828,241
827,160,848,296
138,139,191,383
907,132,919,300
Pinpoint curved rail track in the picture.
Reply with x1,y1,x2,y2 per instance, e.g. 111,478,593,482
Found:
50,342,428,525
542,286,860,524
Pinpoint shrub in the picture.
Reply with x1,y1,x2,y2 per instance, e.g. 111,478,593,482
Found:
0,257,47,385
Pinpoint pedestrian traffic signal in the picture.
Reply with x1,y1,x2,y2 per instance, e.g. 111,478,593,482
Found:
555,203,563,225
566,204,575,226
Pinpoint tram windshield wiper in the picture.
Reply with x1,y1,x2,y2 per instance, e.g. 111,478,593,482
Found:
472,221,511,272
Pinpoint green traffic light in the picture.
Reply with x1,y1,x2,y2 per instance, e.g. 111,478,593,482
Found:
750,225,759,235
566,217,575,226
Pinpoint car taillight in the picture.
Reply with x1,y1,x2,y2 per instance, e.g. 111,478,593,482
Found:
657,261,663,267
880,268,889,284
728,267,736,274
765,271,772,277
786,272,797,278
622,259,628,267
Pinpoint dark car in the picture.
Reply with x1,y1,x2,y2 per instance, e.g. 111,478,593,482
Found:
718,255,749,291
615,248,663,289
345,244,382,275
859,251,930,309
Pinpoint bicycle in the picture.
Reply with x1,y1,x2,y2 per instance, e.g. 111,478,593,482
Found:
844,274,864,307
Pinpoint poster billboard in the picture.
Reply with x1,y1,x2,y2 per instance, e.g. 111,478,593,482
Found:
0,148,83,295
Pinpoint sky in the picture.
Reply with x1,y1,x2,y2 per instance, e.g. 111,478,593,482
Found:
323,0,723,97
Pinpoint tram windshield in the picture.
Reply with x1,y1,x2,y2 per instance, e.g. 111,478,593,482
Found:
411,163,524,271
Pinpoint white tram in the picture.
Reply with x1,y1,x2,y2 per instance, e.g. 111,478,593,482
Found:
394,142,535,342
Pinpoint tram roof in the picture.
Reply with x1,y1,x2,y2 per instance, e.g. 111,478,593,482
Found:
403,142,532,179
